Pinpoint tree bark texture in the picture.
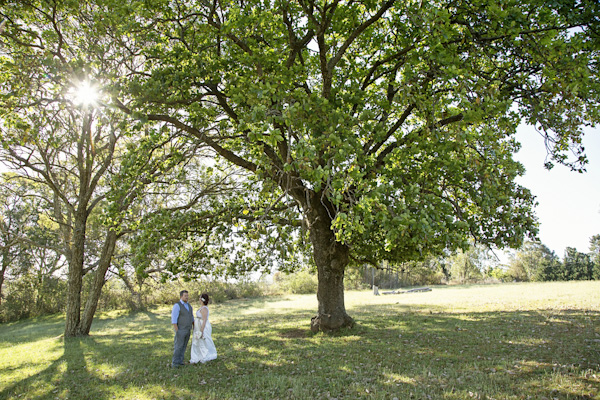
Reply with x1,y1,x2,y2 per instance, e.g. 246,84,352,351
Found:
64,211,87,337
0,249,8,307
307,194,355,332
0,269,5,307
78,230,117,335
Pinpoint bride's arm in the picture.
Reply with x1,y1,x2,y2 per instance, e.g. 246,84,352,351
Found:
192,314,202,338
193,310,202,332
200,307,208,337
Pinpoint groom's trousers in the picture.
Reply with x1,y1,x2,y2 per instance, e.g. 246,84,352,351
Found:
172,328,191,367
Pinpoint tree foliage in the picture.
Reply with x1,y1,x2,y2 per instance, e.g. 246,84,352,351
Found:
507,241,558,281
448,244,488,282
0,174,46,305
562,247,594,280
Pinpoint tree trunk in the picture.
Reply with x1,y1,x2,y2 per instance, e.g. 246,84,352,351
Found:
36,268,44,314
0,267,5,307
64,257,83,337
307,195,355,332
64,212,87,337
0,250,8,307
118,268,144,310
78,231,117,335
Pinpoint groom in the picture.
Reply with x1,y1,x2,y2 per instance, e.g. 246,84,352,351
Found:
171,290,194,368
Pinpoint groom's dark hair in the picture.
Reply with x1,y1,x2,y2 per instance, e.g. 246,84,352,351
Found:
180,290,188,298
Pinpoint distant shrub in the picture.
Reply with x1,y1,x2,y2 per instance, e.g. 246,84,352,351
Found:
126,277,266,307
487,267,512,282
0,274,66,323
273,269,318,294
94,278,141,311
344,267,370,290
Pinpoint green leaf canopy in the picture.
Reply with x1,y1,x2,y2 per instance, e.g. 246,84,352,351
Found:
103,0,598,265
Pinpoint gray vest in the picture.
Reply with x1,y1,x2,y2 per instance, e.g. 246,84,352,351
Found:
176,301,194,330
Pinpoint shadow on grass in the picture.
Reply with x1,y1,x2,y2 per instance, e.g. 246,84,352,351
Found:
1,304,599,399
0,337,110,399
199,304,599,399
0,309,175,399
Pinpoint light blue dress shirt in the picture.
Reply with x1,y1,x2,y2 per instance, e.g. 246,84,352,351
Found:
171,301,191,324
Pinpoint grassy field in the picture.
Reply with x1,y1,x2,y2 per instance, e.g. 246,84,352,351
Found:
1,281,599,399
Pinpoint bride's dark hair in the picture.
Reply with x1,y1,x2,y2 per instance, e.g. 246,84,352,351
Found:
200,293,210,305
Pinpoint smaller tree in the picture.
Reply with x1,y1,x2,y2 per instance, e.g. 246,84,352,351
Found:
448,244,488,283
563,247,594,281
507,241,558,282
0,174,49,306
537,258,566,282
0,174,66,320
0,1,210,335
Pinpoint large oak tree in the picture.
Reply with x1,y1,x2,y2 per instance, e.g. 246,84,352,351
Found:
102,0,599,331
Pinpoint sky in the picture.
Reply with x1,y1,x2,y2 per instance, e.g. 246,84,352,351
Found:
513,124,600,258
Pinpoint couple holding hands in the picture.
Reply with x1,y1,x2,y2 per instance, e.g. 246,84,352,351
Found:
171,290,218,368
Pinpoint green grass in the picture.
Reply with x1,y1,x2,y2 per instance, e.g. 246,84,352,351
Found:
1,281,599,399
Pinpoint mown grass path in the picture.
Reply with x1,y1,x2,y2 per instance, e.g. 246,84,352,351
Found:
1,281,599,399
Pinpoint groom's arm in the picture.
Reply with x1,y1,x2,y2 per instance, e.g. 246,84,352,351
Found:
171,303,179,332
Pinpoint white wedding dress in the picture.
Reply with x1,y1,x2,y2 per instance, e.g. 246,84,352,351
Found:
190,306,217,364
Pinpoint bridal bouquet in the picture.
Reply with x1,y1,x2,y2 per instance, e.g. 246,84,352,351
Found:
193,330,205,340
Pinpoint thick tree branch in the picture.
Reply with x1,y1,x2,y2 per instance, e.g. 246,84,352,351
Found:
365,104,416,156
328,0,395,72
371,113,464,174
113,98,258,173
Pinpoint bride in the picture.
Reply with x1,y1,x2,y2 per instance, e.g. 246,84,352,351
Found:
190,293,217,364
